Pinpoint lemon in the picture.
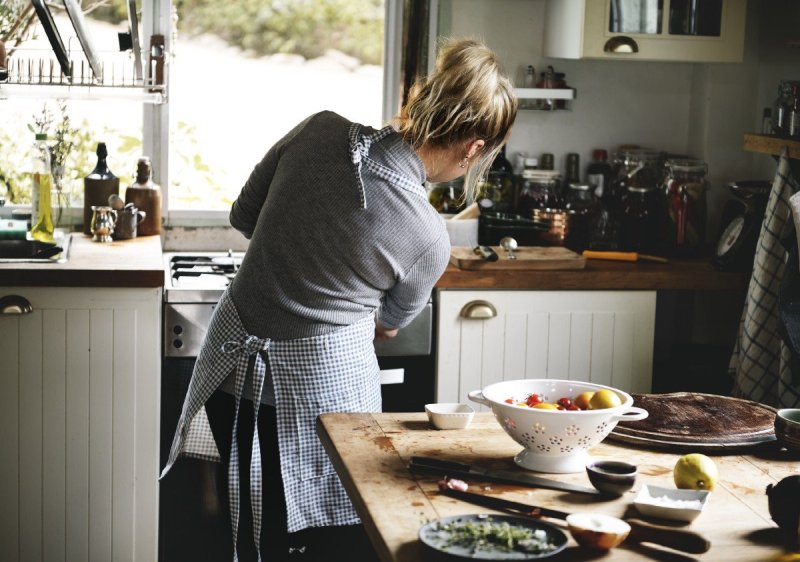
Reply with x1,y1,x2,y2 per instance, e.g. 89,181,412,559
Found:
589,389,622,410
533,403,559,410
673,453,718,491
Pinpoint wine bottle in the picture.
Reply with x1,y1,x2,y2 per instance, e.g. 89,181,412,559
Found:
83,143,119,235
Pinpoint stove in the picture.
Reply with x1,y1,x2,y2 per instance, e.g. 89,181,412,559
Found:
163,251,244,357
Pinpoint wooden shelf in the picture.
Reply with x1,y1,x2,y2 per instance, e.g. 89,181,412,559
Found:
743,133,800,160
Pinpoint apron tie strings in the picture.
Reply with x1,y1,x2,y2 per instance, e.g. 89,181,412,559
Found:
222,335,271,562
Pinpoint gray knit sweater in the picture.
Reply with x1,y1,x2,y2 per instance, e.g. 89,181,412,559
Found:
229,111,450,340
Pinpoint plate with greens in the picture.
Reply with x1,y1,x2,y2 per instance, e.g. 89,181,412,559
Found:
419,514,568,560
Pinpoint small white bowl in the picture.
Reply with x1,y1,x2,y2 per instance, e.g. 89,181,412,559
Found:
633,484,710,523
425,403,475,430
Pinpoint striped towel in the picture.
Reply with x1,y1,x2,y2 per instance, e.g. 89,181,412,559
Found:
730,147,800,408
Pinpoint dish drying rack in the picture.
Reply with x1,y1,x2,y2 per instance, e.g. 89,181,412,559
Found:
0,41,167,103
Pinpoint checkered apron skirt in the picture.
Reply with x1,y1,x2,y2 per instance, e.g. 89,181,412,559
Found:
160,289,382,560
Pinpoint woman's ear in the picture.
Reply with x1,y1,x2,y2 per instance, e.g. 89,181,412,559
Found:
466,139,486,159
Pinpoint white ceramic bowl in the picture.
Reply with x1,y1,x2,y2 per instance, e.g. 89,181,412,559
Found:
633,484,710,523
425,403,475,430
468,379,648,473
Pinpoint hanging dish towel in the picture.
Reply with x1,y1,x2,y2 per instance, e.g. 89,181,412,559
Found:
730,147,800,408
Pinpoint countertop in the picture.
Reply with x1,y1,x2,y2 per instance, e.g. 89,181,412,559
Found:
436,257,750,291
317,412,796,562
0,233,164,287
0,234,748,292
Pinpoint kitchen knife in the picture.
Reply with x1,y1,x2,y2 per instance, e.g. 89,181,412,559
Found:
582,250,668,263
409,456,601,496
439,487,711,554
472,245,499,262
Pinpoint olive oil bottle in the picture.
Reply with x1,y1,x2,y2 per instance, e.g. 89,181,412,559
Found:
30,133,54,243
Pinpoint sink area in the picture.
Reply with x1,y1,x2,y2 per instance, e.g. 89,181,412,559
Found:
0,232,72,263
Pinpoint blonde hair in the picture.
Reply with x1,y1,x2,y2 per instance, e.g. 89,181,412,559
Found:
394,38,517,202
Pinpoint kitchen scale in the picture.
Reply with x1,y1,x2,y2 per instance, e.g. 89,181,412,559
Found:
712,180,771,271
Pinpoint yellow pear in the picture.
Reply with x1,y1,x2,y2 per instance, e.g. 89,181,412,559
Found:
673,453,718,491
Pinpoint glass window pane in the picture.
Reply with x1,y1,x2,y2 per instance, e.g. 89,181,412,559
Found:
168,0,385,211
609,0,663,35
669,0,722,36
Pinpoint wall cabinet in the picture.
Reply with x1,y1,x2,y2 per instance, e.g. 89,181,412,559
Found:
0,287,161,562
436,290,656,408
544,0,747,63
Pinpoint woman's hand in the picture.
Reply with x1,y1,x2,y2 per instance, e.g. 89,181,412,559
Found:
375,322,399,341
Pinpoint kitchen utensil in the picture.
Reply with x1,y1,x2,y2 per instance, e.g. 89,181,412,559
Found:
31,0,71,80
425,403,475,430
439,487,710,554
633,484,710,523
468,379,648,473
499,237,518,260
108,193,125,210
473,245,499,262
408,456,601,496
90,205,117,243
608,392,778,453
113,207,146,240
582,250,667,263
775,409,800,454
452,246,585,270
63,0,103,82
585,460,637,496
419,513,569,560
126,0,143,80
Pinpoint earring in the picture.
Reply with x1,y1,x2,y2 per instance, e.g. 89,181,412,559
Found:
459,157,468,169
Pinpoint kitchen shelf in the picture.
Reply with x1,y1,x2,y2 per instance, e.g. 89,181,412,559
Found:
514,87,575,111
743,133,800,160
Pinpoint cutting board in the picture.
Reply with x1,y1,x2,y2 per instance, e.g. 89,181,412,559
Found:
450,246,587,270
607,392,778,453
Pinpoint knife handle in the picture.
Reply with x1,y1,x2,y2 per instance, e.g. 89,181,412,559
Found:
473,245,499,262
626,518,710,554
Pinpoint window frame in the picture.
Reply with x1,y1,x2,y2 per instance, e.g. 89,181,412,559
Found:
146,0,403,227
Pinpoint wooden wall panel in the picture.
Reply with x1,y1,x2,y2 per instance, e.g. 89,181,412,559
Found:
0,316,20,562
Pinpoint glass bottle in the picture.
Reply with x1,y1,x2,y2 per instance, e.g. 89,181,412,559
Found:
519,65,536,110
663,158,708,256
586,149,614,198
125,156,162,236
564,153,580,186
83,142,119,235
427,178,465,214
30,132,54,243
486,145,514,211
789,84,800,138
773,82,793,137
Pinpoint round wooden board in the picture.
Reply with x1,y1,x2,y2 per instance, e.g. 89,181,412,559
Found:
607,392,778,453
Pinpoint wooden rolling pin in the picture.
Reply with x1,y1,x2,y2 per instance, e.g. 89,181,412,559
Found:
582,250,668,263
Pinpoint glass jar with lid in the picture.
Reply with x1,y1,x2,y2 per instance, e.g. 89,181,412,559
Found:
427,178,465,215
564,183,598,252
612,149,665,190
621,185,662,253
663,158,708,256
517,169,562,218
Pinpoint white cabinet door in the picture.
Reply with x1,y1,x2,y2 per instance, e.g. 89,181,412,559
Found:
0,287,161,562
544,0,747,63
436,290,656,407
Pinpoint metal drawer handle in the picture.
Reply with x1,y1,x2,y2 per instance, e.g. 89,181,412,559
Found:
459,300,497,319
604,36,639,54
0,295,33,315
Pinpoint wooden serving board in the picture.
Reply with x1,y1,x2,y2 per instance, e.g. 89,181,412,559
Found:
607,392,778,453
450,246,587,270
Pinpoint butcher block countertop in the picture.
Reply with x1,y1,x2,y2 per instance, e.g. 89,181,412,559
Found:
317,412,797,562
436,257,750,291
0,233,164,287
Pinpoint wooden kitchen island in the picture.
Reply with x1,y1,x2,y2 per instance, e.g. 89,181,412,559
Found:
318,412,798,562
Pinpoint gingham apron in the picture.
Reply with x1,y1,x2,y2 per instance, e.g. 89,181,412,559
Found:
730,147,800,407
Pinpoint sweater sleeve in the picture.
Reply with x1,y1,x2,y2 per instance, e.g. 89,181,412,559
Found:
378,231,451,330
229,114,314,238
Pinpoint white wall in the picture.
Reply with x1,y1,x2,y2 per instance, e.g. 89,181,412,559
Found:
440,0,798,237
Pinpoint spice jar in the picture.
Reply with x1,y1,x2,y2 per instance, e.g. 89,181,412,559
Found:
621,186,662,253
663,158,708,256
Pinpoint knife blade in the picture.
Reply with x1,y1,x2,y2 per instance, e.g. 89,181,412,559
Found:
409,456,600,496
438,487,711,554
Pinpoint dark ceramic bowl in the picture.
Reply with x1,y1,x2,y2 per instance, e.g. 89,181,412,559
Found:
586,460,638,496
775,409,800,455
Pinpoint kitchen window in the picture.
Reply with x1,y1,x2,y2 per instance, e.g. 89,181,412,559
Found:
161,0,396,221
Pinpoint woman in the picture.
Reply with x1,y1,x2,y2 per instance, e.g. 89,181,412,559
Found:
161,38,517,561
